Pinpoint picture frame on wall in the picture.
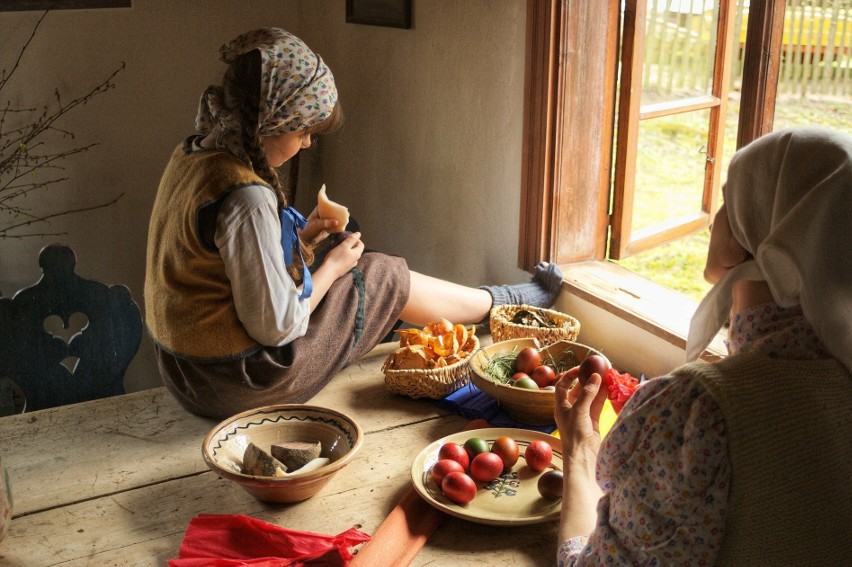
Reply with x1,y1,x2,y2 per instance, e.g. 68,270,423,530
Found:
0,0,131,10
345,0,412,29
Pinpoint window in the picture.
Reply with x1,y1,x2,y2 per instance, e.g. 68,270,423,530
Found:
520,0,787,347
519,0,784,269
610,0,736,260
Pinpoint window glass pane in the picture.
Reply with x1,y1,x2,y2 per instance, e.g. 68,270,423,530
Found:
772,0,852,130
642,0,720,104
617,232,713,300
632,109,711,235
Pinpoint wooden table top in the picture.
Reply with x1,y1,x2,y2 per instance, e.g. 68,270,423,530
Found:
0,342,559,566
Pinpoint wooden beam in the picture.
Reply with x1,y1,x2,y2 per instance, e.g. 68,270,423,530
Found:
518,0,560,271
737,0,786,148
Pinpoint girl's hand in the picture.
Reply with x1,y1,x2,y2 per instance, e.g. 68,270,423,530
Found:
322,231,364,278
301,207,340,244
305,232,364,313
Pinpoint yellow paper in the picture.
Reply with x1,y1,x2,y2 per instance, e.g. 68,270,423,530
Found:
551,399,618,439
599,399,618,437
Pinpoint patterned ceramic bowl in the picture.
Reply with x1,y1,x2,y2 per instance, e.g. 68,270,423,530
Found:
202,404,363,503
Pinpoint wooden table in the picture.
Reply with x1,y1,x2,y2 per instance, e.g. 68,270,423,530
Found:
0,343,560,566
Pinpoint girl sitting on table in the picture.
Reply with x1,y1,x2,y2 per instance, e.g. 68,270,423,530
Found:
144,28,562,420
554,126,852,565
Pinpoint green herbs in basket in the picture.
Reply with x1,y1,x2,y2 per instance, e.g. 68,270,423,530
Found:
478,346,578,385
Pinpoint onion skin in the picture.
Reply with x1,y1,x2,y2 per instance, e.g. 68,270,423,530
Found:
317,184,350,233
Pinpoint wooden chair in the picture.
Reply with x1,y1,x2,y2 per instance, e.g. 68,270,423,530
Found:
0,244,142,411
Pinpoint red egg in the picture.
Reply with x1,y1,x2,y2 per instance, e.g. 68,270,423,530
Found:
511,371,531,382
531,365,557,388
437,442,469,470
578,354,611,385
441,471,477,504
431,459,465,486
470,452,504,482
514,347,541,375
524,440,553,472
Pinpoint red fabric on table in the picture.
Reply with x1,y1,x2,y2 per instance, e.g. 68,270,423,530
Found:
168,514,371,567
349,419,491,566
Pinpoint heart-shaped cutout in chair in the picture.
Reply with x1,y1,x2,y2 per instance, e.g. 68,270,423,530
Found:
43,312,89,346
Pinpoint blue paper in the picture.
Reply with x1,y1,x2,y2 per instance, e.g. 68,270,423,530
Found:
439,383,556,434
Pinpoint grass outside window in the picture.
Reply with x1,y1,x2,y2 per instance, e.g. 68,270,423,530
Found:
617,94,852,301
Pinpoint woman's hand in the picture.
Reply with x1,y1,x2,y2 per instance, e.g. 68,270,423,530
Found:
555,369,607,461
555,369,608,542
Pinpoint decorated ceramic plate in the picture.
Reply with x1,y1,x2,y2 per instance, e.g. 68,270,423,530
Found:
410,427,563,526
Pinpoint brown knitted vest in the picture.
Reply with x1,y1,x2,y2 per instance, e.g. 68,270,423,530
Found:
678,353,852,565
145,140,275,360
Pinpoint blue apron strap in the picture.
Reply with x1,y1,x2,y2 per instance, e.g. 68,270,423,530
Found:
278,206,313,300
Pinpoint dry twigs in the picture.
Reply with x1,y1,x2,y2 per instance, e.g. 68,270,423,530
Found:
0,11,125,239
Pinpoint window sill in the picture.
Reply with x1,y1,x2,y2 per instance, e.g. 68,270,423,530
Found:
557,260,727,362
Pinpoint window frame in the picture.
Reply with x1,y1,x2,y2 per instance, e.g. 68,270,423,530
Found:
609,0,737,260
518,0,620,270
520,0,785,346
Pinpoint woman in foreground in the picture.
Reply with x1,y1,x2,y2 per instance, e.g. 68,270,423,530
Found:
555,126,852,565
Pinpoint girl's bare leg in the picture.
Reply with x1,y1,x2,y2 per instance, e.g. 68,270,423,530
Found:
400,271,493,326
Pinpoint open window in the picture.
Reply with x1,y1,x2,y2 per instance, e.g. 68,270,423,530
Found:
520,0,787,347
520,0,786,269
610,0,737,259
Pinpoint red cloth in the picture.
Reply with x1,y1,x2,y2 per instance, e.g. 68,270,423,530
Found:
169,514,371,567
604,367,642,414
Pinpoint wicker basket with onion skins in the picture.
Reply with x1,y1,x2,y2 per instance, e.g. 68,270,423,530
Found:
489,304,580,345
382,335,480,400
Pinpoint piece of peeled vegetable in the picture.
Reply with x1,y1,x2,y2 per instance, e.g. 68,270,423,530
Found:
271,440,322,471
280,457,330,477
317,184,350,233
242,442,288,477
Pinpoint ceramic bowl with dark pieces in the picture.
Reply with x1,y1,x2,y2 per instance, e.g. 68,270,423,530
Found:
202,404,363,503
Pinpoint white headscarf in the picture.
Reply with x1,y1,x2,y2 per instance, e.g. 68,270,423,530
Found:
195,28,337,165
687,126,852,374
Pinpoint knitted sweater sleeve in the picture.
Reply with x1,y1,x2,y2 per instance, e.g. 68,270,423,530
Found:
558,373,730,566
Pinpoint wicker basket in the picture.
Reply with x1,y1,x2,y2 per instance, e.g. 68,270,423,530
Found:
489,304,580,345
382,335,480,400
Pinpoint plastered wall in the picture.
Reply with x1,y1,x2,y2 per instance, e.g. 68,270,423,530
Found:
0,0,534,392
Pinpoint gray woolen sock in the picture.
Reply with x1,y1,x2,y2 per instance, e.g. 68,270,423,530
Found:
480,262,563,308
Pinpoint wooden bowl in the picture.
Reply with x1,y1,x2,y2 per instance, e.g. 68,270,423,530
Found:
469,338,602,426
202,404,363,503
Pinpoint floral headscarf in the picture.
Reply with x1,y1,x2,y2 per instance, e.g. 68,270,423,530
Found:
687,127,852,375
195,28,337,165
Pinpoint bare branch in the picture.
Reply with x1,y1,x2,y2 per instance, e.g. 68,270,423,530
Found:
0,11,48,92
0,12,124,239
0,193,124,239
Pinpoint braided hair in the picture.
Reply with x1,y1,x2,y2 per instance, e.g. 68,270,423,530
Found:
221,50,343,281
